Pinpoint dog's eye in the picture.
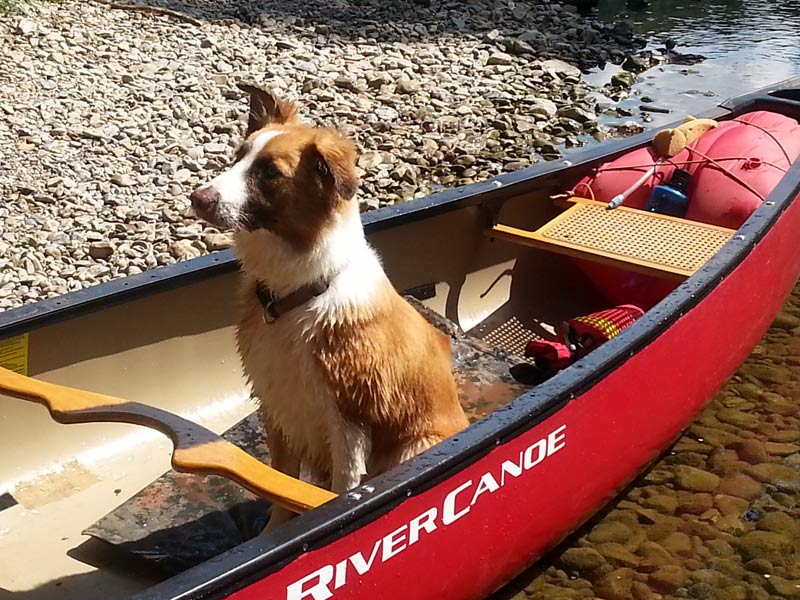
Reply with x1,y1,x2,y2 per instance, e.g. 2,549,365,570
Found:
252,159,281,181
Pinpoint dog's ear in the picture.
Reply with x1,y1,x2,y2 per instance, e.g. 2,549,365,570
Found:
236,82,297,135
308,135,358,201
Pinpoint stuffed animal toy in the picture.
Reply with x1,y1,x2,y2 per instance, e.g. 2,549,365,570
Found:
652,115,718,157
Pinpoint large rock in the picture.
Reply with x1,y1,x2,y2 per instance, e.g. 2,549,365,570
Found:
528,97,558,117
587,521,633,544
558,547,606,572
673,465,720,492
541,59,581,79
734,530,797,567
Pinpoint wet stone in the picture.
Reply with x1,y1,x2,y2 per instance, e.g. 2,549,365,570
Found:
638,541,674,567
746,463,800,487
676,492,714,515
595,543,641,567
594,568,635,600
772,312,800,330
765,441,800,456
734,530,796,567
587,521,633,545
648,564,687,593
642,493,678,515
558,547,606,572
740,363,791,384
765,575,800,598
757,511,800,537
717,408,761,430
735,439,769,463
714,493,751,515
674,465,721,492
745,558,774,574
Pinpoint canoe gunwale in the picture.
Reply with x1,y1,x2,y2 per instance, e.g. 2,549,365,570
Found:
2,77,800,600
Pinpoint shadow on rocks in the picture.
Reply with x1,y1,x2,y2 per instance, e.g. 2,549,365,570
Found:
113,0,646,72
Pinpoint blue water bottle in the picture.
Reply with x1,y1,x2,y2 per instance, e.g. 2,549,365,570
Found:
645,168,692,218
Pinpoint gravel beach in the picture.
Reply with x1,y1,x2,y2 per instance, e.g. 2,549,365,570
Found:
0,0,647,309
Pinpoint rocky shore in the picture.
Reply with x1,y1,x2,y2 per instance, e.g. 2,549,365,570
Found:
501,288,800,600
0,0,649,309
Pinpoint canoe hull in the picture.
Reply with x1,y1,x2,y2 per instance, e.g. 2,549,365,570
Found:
223,163,800,600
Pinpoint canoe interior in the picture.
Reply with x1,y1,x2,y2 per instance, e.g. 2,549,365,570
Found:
0,184,611,598
2,88,800,599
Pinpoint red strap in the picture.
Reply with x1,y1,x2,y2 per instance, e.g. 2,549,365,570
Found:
524,340,573,371
524,305,645,373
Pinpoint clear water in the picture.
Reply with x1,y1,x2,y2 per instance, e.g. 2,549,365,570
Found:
587,0,800,128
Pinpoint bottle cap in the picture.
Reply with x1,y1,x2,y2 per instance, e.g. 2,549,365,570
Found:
668,168,691,194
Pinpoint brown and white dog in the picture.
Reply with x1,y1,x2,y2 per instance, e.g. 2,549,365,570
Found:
190,84,469,530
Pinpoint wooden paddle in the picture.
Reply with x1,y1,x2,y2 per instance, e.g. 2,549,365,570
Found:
0,366,336,514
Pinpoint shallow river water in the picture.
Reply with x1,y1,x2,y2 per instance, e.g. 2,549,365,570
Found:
492,2,800,598
587,0,800,128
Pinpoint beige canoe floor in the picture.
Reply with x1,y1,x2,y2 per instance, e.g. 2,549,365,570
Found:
0,390,254,599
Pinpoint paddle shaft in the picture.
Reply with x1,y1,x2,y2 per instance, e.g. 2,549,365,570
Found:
0,366,336,513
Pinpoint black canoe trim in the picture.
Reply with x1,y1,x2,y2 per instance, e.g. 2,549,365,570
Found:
128,81,800,600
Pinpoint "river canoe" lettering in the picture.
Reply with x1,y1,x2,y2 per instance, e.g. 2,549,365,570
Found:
286,424,567,600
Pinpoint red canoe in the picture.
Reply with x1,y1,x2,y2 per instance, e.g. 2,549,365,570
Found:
1,77,800,600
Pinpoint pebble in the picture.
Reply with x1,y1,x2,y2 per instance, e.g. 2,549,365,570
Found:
202,232,233,251
111,174,136,187
88,241,115,260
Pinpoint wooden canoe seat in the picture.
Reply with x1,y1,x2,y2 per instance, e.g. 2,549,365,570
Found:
490,197,736,281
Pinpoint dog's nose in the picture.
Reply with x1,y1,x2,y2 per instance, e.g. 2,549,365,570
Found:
190,186,220,213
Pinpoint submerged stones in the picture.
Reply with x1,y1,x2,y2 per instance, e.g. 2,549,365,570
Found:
513,284,800,599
